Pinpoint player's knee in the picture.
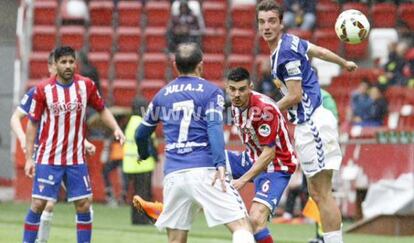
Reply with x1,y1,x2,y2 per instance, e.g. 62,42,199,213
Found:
249,206,269,230
44,201,55,212
74,198,91,213
232,229,255,243
31,198,47,213
308,186,331,205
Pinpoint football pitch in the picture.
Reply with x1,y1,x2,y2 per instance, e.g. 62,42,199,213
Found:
1,202,413,243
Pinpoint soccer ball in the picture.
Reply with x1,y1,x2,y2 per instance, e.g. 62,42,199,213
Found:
334,9,370,44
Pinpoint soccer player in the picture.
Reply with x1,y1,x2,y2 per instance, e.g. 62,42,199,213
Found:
256,1,358,243
11,51,95,243
226,67,297,243
135,43,254,243
22,46,125,243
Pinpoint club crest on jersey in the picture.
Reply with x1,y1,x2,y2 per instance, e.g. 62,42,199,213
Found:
258,124,271,137
39,184,45,192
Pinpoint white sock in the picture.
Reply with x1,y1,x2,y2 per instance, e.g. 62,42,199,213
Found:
323,229,343,243
233,229,255,243
37,211,53,243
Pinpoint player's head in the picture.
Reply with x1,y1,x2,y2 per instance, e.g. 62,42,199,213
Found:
256,0,284,44
174,42,203,76
47,49,56,76
54,46,76,82
226,67,252,109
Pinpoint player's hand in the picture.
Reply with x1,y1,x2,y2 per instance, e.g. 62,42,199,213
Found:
212,166,227,192
85,141,96,156
232,177,248,191
24,159,35,178
344,61,358,72
114,129,125,145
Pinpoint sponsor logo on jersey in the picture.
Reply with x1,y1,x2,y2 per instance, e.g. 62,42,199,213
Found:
258,124,271,137
49,99,83,115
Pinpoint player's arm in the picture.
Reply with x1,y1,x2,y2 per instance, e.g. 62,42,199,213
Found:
98,108,125,145
276,80,302,112
25,120,38,178
10,108,27,152
135,123,156,160
307,42,357,72
233,145,275,190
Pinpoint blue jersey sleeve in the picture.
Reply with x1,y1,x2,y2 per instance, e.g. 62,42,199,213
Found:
205,88,226,168
142,95,160,127
18,87,35,115
279,36,309,82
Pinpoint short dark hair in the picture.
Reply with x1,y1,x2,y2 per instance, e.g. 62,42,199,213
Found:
227,67,250,83
48,50,55,65
256,0,284,23
54,46,76,62
175,42,203,74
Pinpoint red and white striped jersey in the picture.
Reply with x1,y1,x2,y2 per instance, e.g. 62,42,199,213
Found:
231,91,297,174
29,74,105,165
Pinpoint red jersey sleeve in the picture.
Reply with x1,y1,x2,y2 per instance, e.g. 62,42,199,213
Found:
86,79,105,112
254,105,280,147
28,85,46,122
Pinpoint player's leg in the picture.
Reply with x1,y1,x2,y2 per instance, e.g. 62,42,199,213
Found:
295,107,343,243
37,201,55,243
251,172,291,243
166,228,188,243
66,164,93,243
190,168,254,243
307,170,342,242
23,164,63,243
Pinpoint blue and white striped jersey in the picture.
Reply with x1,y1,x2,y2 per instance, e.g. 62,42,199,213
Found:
270,33,322,124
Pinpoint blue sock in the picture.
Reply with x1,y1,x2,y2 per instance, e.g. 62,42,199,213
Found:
23,209,41,243
254,227,271,241
76,212,92,243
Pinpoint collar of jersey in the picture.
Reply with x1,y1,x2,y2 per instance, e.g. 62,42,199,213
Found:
55,79,74,88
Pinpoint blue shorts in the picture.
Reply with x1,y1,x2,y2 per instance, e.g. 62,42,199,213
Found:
32,164,92,202
225,150,291,215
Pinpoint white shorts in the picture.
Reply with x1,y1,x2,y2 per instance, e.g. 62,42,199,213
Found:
294,106,342,177
155,167,248,231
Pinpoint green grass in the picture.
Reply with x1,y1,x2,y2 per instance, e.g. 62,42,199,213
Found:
0,202,413,242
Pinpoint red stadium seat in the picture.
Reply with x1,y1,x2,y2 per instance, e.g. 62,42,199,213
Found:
89,1,114,26
398,3,414,30
29,52,50,79
117,27,141,53
33,1,57,26
342,2,369,16
313,29,340,53
203,54,225,80
144,27,167,52
258,37,271,55
231,4,256,29
344,40,368,60
140,80,166,101
385,86,406,112
118,1,142,27
227,54,254,71
371,3,397,28
145,1,170,27
112,80,137,107
202,2,227,29
113,53,139,80
59,26,85,50
99,79,109,99
32,26,56,52
316,3,340,28
88,26,114,52
286,29,313,41
88,52,111,79
230,29,255,55
143,53,169,80
202,28,226,54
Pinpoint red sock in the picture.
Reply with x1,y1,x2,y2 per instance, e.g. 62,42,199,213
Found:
257,235,273,243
